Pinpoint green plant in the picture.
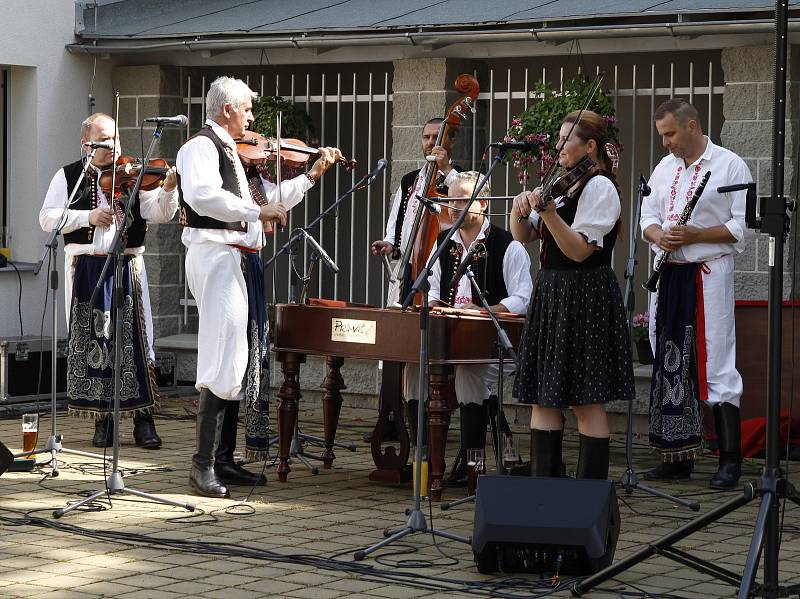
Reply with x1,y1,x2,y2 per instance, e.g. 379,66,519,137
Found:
251,95,316,141
504,74,620,186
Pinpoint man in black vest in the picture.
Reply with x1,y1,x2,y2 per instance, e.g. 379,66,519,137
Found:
39,112,178,449
177,77,342,497
404,171,533,485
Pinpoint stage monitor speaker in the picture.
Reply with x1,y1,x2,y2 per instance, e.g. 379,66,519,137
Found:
472,475,620,575
0,441,12,476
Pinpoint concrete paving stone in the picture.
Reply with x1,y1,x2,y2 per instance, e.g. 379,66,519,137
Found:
116,591,187,599
363,584,436,598
73,580,140,596
238,579,305,594
196,572,255,587
156,580,224,595
113,573,182,588
284,586,349,599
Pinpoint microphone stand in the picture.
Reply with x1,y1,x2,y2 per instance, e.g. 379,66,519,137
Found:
440,264,518,511
15,150,112,475
264,162,383,474
355,150,507,561
53,125,194,518
618,176,700,512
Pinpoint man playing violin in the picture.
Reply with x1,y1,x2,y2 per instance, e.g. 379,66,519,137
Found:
640,99,752,489
404,171,532,486
510,110,633,482
39,112,178,449
177,76,300,498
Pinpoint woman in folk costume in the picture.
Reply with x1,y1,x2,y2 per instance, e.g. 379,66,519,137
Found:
510,110,635,480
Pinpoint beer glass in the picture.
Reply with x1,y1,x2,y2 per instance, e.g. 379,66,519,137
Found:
22,413,38,455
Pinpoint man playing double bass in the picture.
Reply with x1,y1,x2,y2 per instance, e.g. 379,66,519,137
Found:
367,118,461,446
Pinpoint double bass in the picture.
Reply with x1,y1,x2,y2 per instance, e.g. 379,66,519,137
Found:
389,74,480,307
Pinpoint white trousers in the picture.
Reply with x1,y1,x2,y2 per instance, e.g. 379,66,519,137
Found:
64,253,156,362
185,242,248,400
403,362,511,405
648,254,743,407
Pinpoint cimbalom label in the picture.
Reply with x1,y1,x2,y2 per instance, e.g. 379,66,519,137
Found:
331,318,377,344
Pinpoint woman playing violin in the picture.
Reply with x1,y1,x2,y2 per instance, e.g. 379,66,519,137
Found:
510,109,634,481
38,112,179,450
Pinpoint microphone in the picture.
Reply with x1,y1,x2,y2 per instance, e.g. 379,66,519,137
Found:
143,114,188,127
83,140,115,150
489,140,536,151
298,228,339,273
639,175,651,197
362,158,388,186
448,242,483,289
416,195,442,215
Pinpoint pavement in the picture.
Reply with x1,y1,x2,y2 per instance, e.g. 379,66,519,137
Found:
0,396,798,599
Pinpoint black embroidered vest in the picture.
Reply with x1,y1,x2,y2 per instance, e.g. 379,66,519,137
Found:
178,127,247,232
538,173,620,270
61,160,147,248
436,224,512,307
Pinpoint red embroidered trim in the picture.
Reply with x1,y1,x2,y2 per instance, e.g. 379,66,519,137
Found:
695,266,709,402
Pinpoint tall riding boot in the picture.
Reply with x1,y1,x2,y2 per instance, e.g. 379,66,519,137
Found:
214,400,266,486
530,429,563,477
446,402,487,487
710,402,742,490
92,416,114,448
576,434,610,480
189,389,229,498
406,399,428,448
133,412,162,449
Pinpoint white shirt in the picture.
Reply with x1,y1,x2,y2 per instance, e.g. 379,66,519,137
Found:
383,167,460,248
39,162,178,256
177,119,263,249
641,137,752,264
527,175,621,247
257,171,313,210
428,218,533,315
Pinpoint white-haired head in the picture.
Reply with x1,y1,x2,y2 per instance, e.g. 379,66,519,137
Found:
450,170,490,199
206,77,258,118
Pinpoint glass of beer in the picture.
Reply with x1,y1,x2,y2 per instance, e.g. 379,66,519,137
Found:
22,413,38,455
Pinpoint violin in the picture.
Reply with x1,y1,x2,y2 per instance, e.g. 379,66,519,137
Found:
99,155,170,196
537,154,596,210
235,131,356,170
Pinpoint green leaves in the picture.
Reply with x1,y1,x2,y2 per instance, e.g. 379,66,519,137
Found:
251,96,316,142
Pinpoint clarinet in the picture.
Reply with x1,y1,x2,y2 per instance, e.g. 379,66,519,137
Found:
643,170,711,293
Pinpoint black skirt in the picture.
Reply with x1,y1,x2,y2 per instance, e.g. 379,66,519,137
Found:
513,266,635,408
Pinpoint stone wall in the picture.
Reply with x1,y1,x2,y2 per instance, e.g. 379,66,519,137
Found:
390,58,488,191
721,45,799,300
112,65,187,338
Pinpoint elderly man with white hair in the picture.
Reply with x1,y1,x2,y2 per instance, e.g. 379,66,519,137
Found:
404,171,533,486
177,76,338,497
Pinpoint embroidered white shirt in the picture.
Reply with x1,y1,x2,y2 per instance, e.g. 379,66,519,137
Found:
641,136,752,264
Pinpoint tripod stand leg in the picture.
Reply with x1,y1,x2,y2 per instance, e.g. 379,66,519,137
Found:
354,527,413,560
440,494,475,510
738,490,773,599
53,488,111,518
572,489,752,596
631,479,701,511
123,487,195,511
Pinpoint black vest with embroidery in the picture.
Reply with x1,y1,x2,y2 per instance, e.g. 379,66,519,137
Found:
178,127,247,232
393,164,463,256
538,173,619,270
61,160,147,248
436,224,512,307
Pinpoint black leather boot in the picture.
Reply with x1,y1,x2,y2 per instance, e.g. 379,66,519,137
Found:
189,389,229,498
710,402,742,490
92,417,114,448
576,434,610,480
214,400,266,486
133,412,162,449
446,402,487,487
530,429,563,477
643,459,694,480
